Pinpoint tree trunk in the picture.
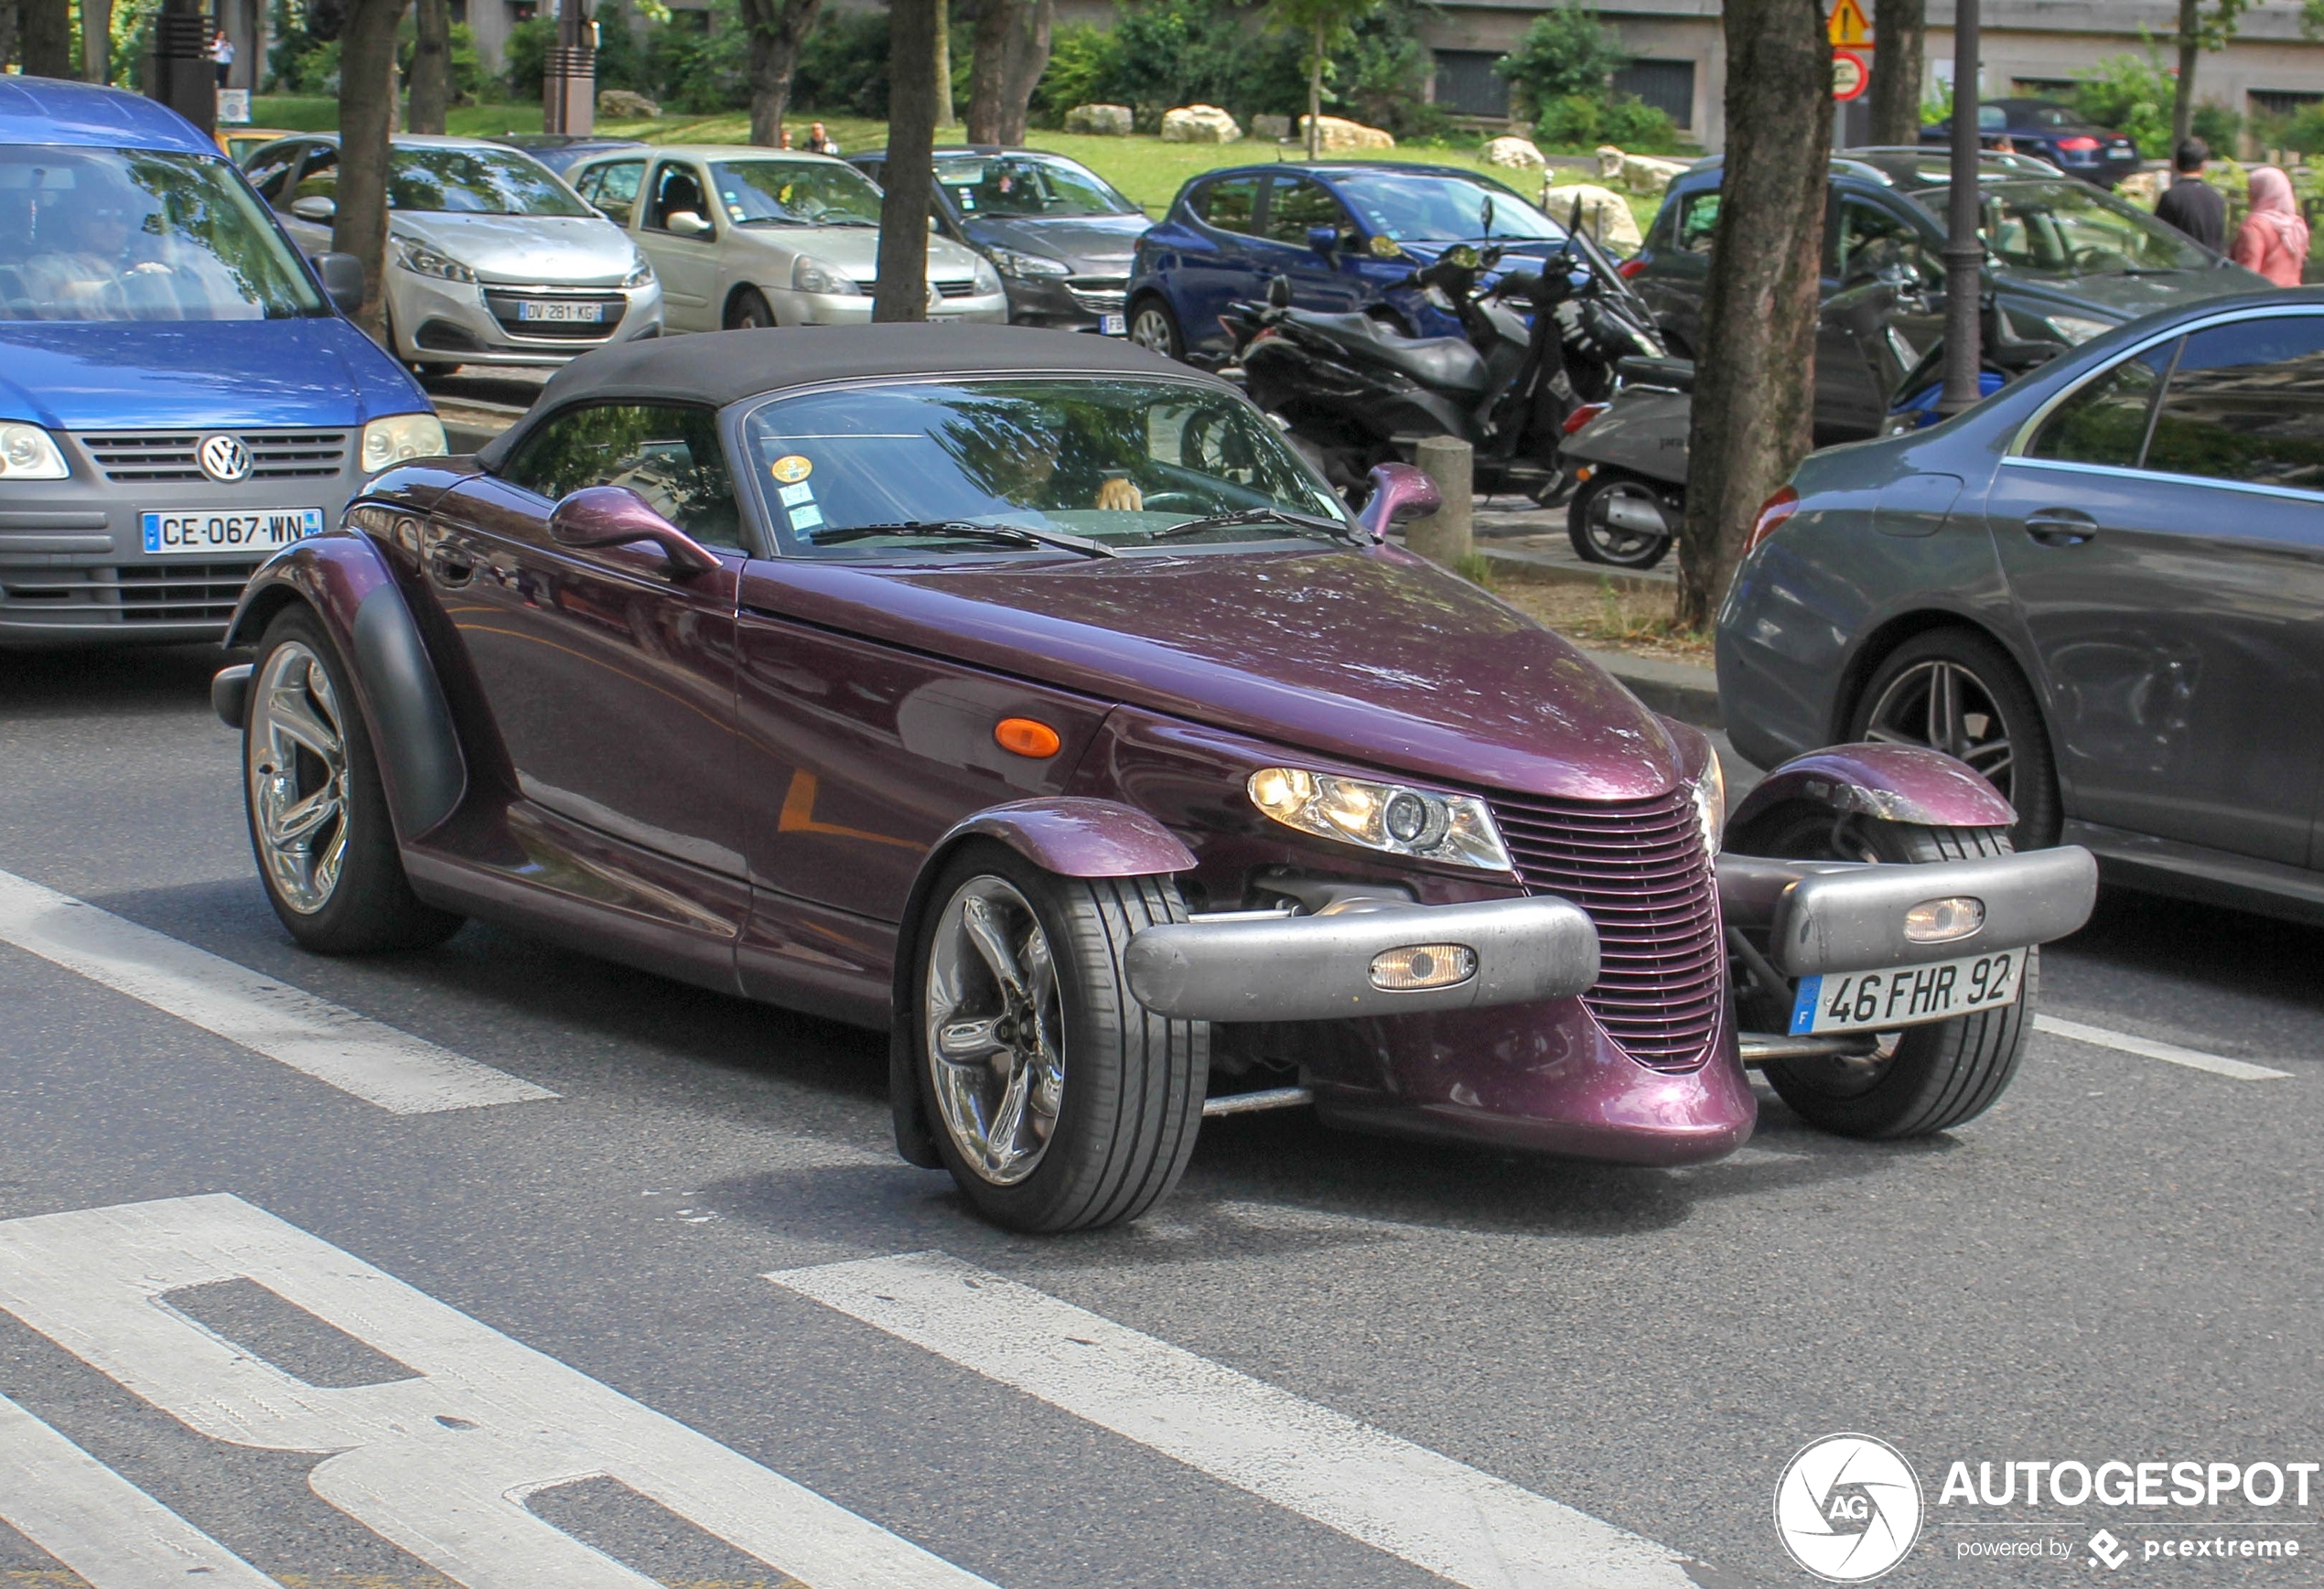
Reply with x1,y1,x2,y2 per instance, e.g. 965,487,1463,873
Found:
1674,0,1832,630
741,0,822,146
874,0,938,323
0,0,17,74
1867,0,1923,146
332,0,402,338
964,0,1018,145
408,0,450,134
18,0,67,76
81,0,111,81
1306,19,1323,159
932,0,952,127
2171,0,2200,145
994,0,1048,142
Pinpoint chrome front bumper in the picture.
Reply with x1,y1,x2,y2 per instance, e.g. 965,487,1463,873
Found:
1717,846,2099,975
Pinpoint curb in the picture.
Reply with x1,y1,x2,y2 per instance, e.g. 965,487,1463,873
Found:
1575,644,1721,730
1476,542,1673,595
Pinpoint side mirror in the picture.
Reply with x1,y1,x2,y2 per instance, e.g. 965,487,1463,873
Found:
546,486,721,577
667,210,713,238
1354,462,1442,542
314,251,365,315
1265,274,1294,308
1306,224,1340,254
290,194,337,223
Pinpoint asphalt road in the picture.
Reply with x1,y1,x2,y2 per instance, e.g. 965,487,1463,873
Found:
0,642,2317,1589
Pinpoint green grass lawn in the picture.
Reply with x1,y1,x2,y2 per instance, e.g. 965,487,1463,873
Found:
251,96,1665,234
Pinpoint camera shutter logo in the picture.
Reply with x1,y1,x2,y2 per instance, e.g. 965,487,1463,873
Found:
1774,1433,1924,1582
199,434,253,483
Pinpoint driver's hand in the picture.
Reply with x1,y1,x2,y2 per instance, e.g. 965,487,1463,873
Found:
1095,477,1143,512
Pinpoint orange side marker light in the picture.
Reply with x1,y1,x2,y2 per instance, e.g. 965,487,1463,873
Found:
995,717,1061,758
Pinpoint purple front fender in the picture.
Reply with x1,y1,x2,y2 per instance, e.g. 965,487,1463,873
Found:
1729,743,2016,841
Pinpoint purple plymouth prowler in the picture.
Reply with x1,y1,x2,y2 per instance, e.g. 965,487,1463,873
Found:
213,327,2095,1231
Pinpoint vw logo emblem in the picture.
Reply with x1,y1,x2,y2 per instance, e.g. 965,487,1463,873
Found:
199,435,252,483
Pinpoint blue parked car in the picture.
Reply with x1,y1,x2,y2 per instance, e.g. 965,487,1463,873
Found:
1124,161,1579,364
0,76,442,647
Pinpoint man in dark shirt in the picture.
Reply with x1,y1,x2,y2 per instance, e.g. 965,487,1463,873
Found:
2154,138,2227,252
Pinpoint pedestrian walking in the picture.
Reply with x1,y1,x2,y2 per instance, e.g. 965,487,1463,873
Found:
2230,166,2310,287
806,122,840,156
209,27,235,87
2153,138,2226,252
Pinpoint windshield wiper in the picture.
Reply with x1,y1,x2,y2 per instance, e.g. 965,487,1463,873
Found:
1151,508,1359,543
807,521,1117,558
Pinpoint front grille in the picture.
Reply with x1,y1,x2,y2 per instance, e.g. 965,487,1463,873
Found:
80,430,350,483
1490,789,1723,1069
933,279,980,299
1068,275,1127,313
481,293,627,340
0,562,257,625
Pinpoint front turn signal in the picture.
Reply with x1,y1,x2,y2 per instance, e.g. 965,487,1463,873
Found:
995,717,1061,758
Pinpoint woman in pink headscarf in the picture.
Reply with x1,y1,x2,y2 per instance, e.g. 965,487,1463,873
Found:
2230,166,2310,286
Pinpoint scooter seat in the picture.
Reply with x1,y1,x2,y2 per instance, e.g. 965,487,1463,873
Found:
1615,354,1695,393
1280,310,1492,397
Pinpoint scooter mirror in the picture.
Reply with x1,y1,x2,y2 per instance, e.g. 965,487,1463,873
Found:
1266,274,1294,308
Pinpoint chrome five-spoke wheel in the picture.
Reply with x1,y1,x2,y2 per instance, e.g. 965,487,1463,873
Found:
248,639,350,915
924,875,1066,1186
1861,658,2015,801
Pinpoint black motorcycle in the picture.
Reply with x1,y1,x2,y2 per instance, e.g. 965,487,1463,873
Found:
1219,228,1665,503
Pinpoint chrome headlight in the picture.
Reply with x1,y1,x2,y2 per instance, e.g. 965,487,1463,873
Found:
971,255,1006,295
2044,313,2112,345
1248,768,1512,872
622,255,656,290
791,255,861,295
1691,756,1727,856
0,422,69,480
992,248,1068,280
393,236,477,285
360,413,449,473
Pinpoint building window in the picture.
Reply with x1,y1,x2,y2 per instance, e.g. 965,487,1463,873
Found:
2251,89,2324,120
1433,50,1509,119
1612,59,1695,130
2012,78,2076,100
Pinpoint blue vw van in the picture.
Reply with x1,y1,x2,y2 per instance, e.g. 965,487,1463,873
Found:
0,76,441,645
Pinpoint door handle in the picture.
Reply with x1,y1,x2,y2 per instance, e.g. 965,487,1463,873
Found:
2024,508,2098,547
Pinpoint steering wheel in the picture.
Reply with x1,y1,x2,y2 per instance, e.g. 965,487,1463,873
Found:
1139,490,1201,510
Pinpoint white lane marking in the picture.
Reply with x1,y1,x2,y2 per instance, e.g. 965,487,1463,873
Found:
2035,1014,2293,1081
0,1390,283,1588
0,1195,990,1589
0,868,554,1113
768,1251,1699,1589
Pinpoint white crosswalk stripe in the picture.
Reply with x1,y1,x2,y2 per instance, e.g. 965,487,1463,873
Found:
0,868,554,1113
2035,1014,2293,1080
769,1251,1704,1589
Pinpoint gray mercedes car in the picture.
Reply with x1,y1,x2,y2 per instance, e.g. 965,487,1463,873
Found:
1717,289,2324,923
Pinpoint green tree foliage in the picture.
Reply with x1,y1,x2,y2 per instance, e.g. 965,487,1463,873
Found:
397,16,486,103
2071,50,2239,158
1495,2,1627,117
792,4,889,115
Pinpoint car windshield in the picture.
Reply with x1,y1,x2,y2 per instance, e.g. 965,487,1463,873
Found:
744,378,1352,558
0,145,326,322
932,153,1137,218
709,159,884,227
388,146,590,216
1910,179,2209,274
1327,172,1565,242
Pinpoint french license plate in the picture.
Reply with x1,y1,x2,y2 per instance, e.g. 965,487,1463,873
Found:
1101,312,1127,336
141,507,324,556
1789,950,2024,1035
517,300,603,323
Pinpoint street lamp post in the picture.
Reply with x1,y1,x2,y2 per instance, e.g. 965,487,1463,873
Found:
1938,0,1983,414
543,0,597,136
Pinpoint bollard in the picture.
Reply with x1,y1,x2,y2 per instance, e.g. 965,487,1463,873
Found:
1404,435,1474,569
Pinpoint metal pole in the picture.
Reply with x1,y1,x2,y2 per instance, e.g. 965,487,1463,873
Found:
1937,0,1982,414
154,0,215,134
543,0,595,135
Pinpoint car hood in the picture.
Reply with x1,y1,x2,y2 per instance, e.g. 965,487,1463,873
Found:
729,224,986,282
392,211,639,286
0,318,425,431
1996,263,2267,320
755,547,1687,800
958,212,1149,273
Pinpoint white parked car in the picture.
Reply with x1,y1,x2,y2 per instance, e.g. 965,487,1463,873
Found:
565,145,1007,329
242,133,663,371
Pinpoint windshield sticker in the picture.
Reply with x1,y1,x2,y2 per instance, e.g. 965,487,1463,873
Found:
789,503,825,531
778,481,815,507
769,455,813,483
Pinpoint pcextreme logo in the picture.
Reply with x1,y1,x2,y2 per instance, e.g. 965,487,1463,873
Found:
1775,1433,1926,1583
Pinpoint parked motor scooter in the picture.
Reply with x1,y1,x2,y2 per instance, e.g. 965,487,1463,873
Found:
1219,225,1665,501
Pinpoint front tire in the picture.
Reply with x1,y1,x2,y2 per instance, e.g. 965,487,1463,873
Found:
1566,472,1673,569
243,606,464,954
1756,819,2033,1139
726,286,778,329
1849,627,2060,850
1127,295,1184,361
914,843,1206,1232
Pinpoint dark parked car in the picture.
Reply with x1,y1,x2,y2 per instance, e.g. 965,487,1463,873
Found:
1921,100,2142,189
210,327,2092,1230
488,134,649,177
1719,290,2324,923
1628,148,2262,443
1125,162,1579,364
849,145,1149,333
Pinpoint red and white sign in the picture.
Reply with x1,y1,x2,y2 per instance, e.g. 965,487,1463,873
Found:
1832,49,1870,102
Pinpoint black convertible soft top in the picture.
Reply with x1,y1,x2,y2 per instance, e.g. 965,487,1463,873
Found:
475,324,1208,470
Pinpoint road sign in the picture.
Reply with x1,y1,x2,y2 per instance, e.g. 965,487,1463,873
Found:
1828,0,1873,48
1833,49,1869,102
